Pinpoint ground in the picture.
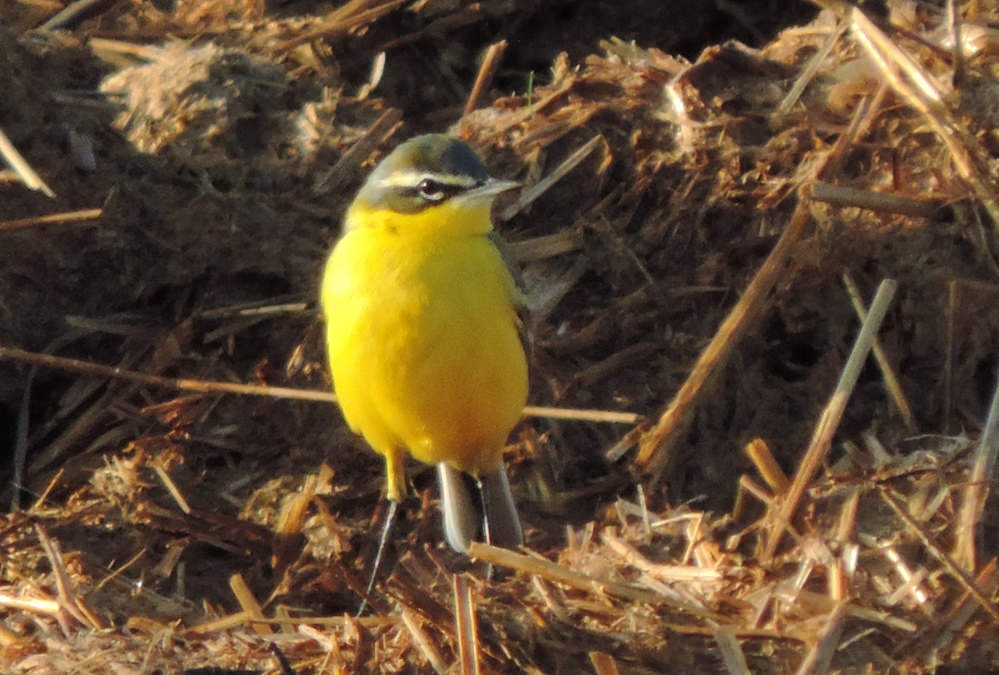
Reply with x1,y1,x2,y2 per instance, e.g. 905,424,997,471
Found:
3,0,999,673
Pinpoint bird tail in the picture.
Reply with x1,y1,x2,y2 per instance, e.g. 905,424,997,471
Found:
438,463,479,553
438,462,523,553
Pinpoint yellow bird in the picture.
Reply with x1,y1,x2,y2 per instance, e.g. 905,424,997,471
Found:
321,134,528,583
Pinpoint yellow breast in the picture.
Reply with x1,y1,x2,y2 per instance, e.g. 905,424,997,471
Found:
321,201,527,476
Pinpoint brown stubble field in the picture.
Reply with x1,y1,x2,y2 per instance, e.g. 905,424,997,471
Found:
3,0,999,672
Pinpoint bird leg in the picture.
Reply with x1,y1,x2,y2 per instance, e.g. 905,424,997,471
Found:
476,476,495,547
357,497,398,616
358,446,407,615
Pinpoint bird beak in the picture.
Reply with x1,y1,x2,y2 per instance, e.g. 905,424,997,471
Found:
463,178,520,201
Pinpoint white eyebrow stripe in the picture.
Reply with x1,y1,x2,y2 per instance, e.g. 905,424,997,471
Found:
375,170,480,190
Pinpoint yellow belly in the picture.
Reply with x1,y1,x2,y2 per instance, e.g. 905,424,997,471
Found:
322,223,527,478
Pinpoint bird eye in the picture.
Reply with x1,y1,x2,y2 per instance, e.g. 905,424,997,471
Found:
417,178,446,202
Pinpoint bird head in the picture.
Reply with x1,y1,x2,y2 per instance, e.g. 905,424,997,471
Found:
346,134,518,236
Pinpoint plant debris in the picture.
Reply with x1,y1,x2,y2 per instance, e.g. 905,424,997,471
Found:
3,0,999,672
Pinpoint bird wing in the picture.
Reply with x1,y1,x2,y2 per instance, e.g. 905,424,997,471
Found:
488,230,534,361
